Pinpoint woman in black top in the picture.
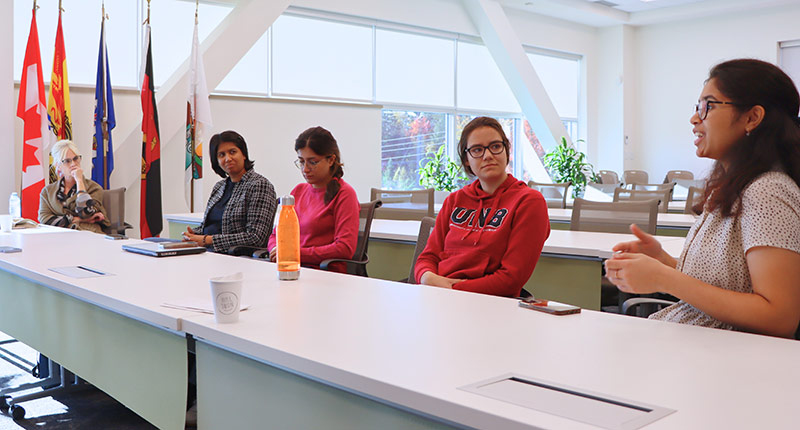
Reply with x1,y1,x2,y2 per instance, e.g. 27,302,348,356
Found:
183,130,277,253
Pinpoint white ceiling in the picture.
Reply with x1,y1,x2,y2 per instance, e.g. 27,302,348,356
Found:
499,0,797,27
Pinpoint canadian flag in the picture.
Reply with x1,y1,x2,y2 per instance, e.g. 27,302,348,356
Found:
16,7,50,221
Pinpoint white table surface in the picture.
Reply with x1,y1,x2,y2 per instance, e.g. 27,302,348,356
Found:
368,219,685,259
547,209,698,228
181,263,800,430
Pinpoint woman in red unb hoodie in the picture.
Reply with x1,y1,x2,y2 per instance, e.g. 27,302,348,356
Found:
414,117,550,297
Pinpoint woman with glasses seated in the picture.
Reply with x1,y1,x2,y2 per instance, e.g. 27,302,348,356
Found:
606,59,800,338
39,140,111,233
266,126,359,273
414,116,550,298
183,130,277,253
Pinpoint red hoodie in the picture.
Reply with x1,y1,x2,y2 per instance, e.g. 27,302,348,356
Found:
414,175,550,297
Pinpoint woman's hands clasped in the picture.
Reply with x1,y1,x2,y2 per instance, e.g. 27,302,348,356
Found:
604,224,677,295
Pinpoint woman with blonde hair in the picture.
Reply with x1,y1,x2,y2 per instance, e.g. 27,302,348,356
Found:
38,140,110,233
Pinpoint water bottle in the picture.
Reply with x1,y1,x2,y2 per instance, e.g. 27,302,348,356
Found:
9,192,21,219
276,195,300,280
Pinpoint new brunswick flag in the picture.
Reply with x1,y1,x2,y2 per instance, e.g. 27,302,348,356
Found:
47,8,71,184
139,23,162,238
186,16,212,212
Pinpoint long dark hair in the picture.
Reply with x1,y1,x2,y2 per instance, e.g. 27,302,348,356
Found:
295,126,344,204
698,59,800,216
209,130,255,178
457,116,510,177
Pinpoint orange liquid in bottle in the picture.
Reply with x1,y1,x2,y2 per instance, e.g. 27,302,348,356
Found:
277,197,300,280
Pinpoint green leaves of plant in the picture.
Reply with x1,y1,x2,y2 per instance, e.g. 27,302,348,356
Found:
543,137,600,198
418,145,468,192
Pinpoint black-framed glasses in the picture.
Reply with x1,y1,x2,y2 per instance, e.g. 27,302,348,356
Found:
694,99,740,121
465,141,505,158
60,155,82,165
294,156,330,169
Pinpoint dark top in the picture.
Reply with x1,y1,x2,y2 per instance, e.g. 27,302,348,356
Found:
203,179,236,236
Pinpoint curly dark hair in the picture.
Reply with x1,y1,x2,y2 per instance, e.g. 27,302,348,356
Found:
697,59,800,216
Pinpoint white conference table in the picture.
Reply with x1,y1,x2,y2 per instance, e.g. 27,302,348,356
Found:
2,226,800,429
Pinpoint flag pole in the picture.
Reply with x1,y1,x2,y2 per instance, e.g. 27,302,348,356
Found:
190,0,199,211
101,1,107,189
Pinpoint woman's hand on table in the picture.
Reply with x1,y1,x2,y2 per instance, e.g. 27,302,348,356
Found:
419,271,463,289
182,227,208,247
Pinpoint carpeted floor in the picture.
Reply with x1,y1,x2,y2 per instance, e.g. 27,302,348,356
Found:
0,332,157,430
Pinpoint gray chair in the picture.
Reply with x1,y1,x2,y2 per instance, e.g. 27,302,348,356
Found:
598,170,620,185
319,199,383,277
623,170,649,186
571,198,658,235
622,297,678,318
102,187,133,236
614,188,671,213
404,216,436,284
370,188,434,221
664,170,694,183
528,181,570,209
684,186,705,214
631,182,676,202
587,182,618,198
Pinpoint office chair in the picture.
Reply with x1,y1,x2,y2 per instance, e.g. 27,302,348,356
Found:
369,188,434,220
571,198,658,235
684,186,705,215
623,170,649,186
614,188,671,213
403,216,436,284
664,170,694,183
528,181,570,209
598,170,620,185
102,187,133,236
320,199,382,276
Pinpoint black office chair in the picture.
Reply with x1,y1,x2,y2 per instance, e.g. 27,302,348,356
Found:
102,187,133,236
320,200,382,276
403,216,436,284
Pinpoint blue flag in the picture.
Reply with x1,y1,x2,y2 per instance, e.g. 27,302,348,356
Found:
91,13,115,189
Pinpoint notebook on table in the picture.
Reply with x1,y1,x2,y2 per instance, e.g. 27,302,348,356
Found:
122,242,206,257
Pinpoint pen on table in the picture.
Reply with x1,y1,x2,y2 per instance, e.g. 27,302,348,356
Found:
77,265,106,276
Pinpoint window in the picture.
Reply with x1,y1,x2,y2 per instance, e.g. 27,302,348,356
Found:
216,32,269,94
456,41,521,113
381,110,448,190
375,29,454,107
271,15,372,101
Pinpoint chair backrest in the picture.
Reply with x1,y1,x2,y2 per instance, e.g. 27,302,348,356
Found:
614,188,670,213
349,199,383,276
598,170,620,185
664,170,694,183
102,187,129,235
407,216,436,284
528,181,570,209
684,186,704,214
369,188,434,220
587,182,617,197
623,170,649,186
631,183,675,202
571,198,658,235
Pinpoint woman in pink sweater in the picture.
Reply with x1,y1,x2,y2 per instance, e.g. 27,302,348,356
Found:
268,126,360,273
414,117,550,297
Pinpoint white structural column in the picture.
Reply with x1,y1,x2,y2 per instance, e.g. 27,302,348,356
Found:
1,0,15,211
112,0,290,237
461,0,570,153
621,25,638,171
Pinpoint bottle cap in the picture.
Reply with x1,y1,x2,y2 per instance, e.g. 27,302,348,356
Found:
280,195,295,206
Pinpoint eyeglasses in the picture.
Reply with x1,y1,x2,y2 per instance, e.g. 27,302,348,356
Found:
294,156,330,169
694,99,740,121
465,141,505,158
60,155,82,165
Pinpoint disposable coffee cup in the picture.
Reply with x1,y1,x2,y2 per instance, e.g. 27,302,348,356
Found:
209,272,243,323
0,215,12,233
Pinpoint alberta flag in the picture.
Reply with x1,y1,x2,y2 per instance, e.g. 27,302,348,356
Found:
91,11,115,189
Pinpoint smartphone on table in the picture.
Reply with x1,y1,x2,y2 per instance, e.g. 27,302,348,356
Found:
518,297,581,315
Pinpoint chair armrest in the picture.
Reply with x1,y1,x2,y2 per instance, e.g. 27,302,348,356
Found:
227,245,269,258
319,256,369,271
622,297,677,316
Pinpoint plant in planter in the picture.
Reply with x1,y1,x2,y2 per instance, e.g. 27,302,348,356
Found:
418,145,468,192
542,137,600,198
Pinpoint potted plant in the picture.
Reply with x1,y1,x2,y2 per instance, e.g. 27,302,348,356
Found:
418,146,468,202
542,137,600,198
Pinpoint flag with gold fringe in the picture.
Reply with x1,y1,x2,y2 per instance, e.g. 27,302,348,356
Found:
185,9,212,212
91,5,115,189
17,4,50,220
47,4,72,184
140,21,163,238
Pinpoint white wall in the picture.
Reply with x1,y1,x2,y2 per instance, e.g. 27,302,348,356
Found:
1,0,14,212
633,4,800,182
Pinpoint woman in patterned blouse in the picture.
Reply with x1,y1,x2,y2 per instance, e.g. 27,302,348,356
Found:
183,130,277,253
38,140,110,234
606,59,800,338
